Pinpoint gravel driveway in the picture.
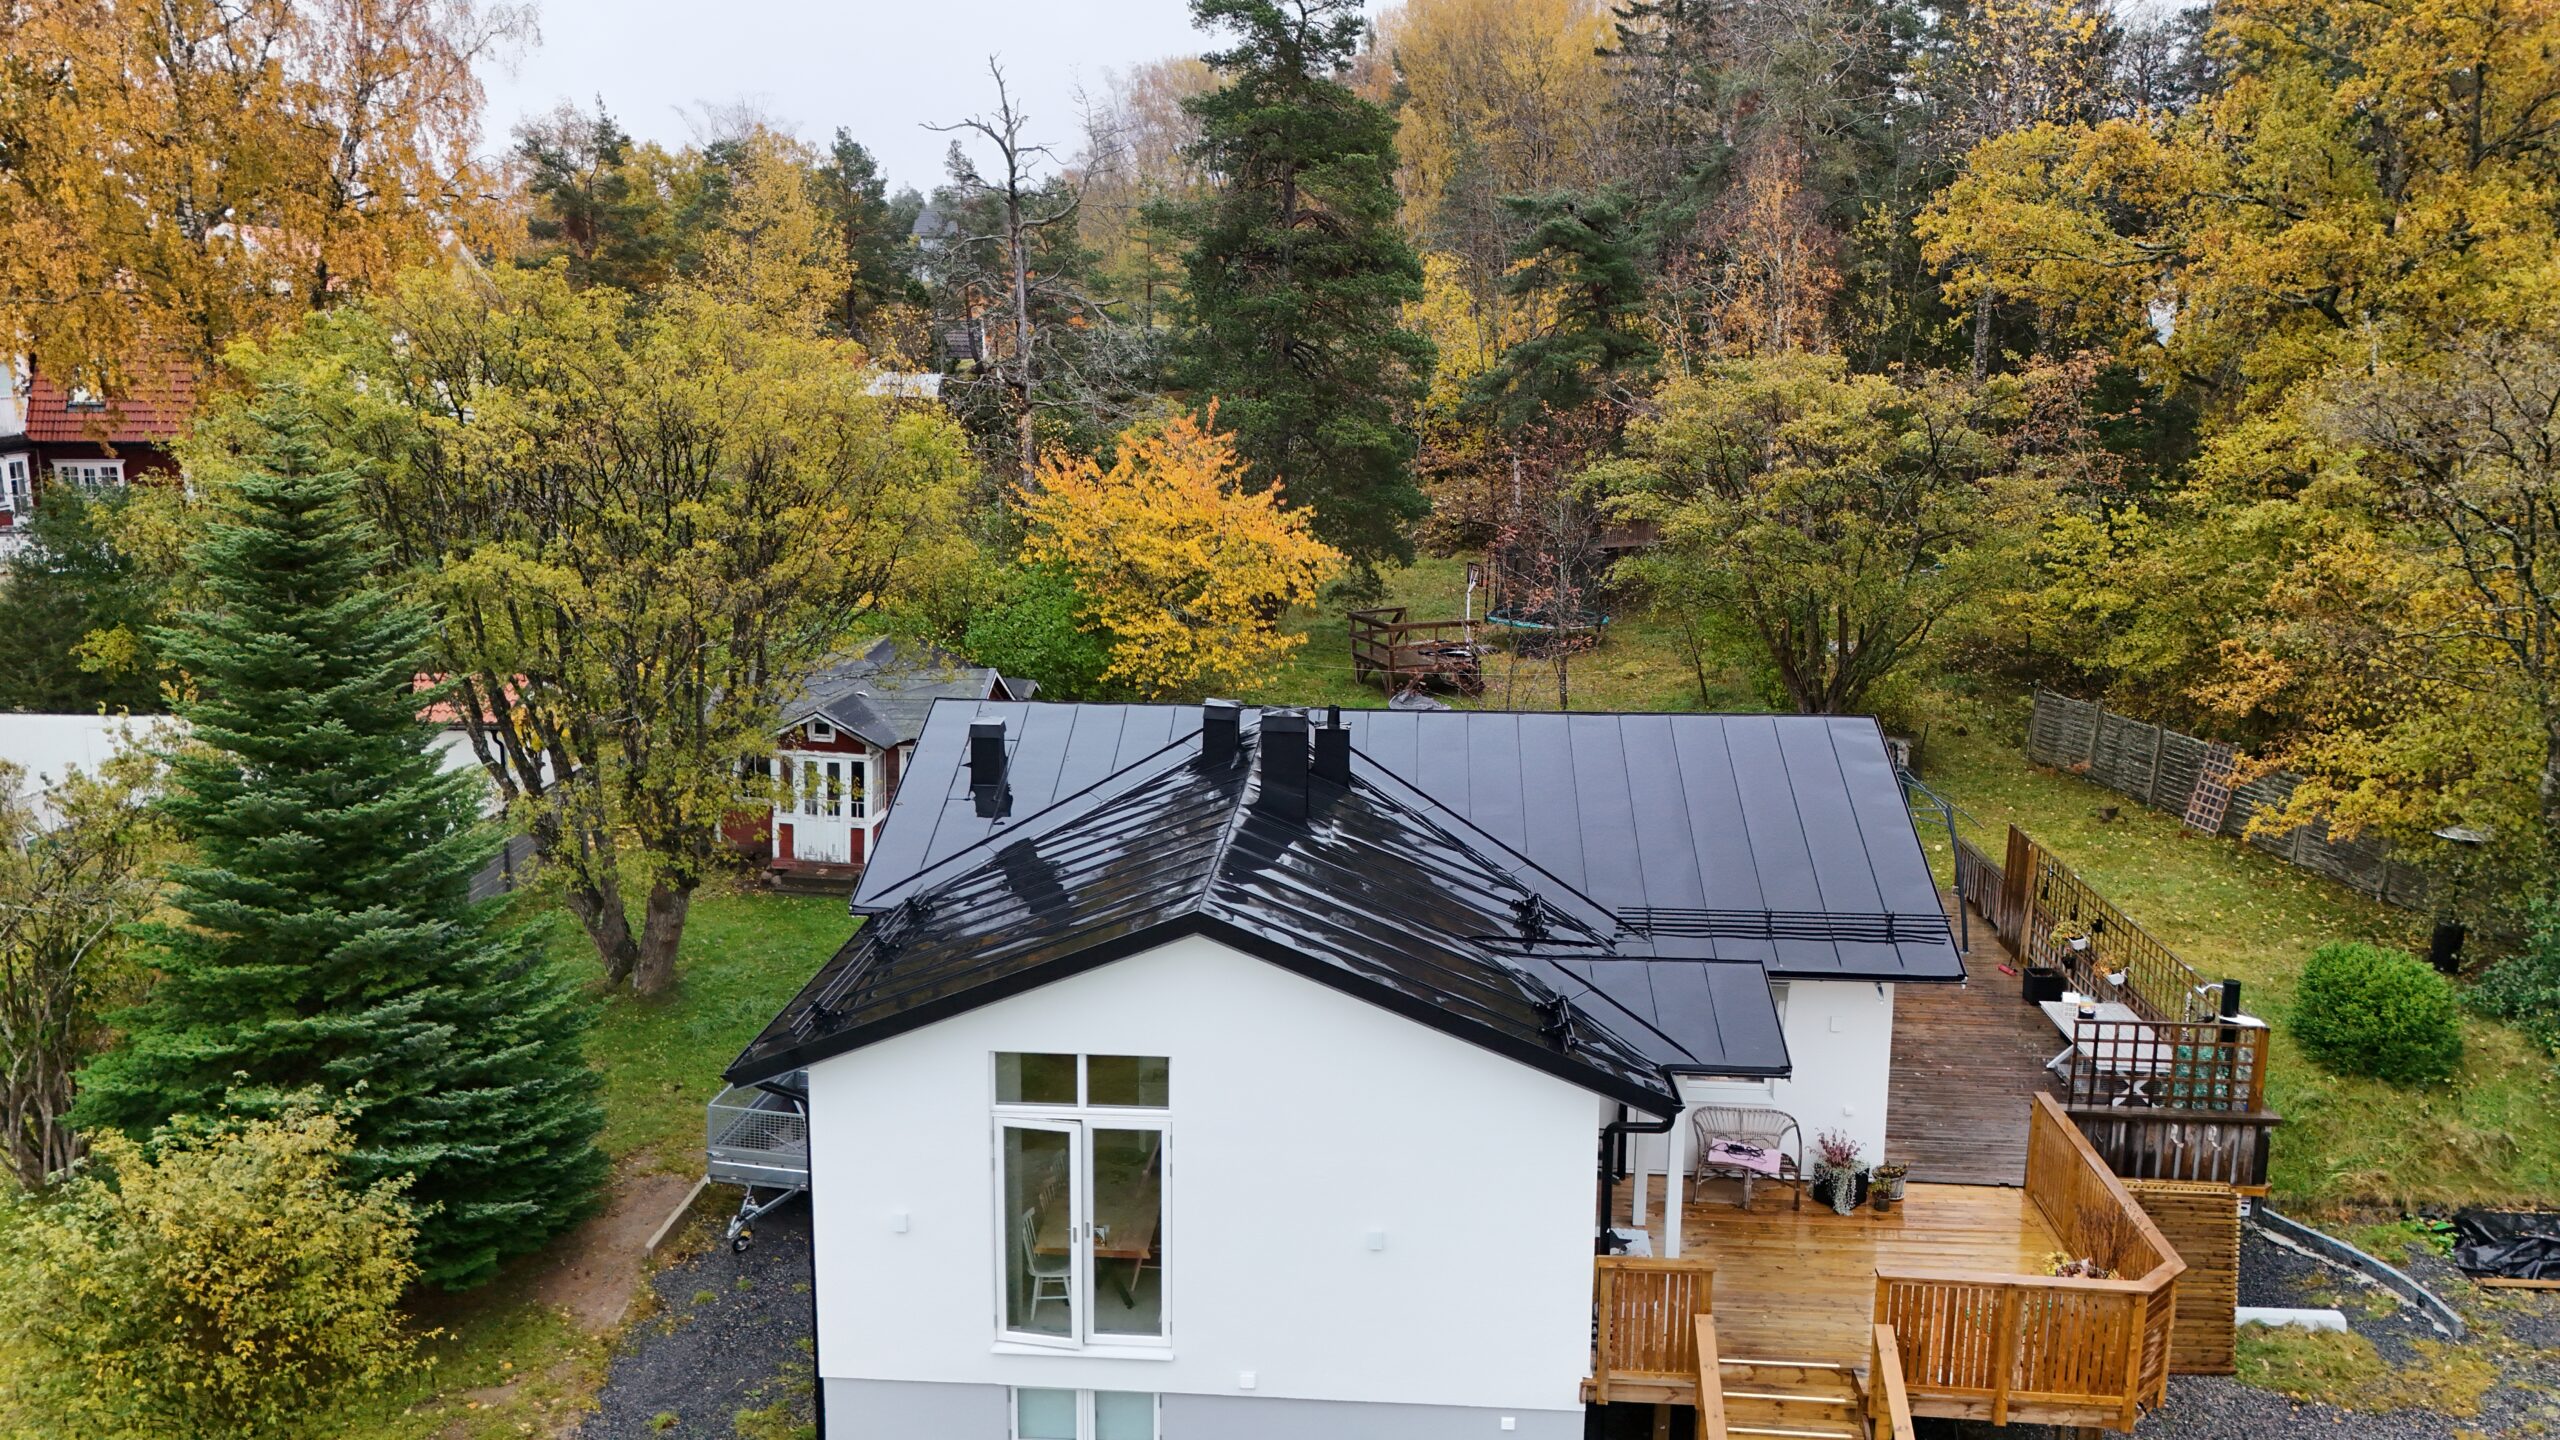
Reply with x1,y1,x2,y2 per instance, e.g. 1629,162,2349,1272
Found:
580,1193,817,1439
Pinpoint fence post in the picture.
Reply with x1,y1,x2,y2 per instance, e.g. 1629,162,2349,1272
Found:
2145,721,2167,808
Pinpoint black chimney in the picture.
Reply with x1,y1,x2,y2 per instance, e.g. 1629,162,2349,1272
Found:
968,717,1011,818
1202,698,1241,766
1257,709,1310,819
1312,705,1350,784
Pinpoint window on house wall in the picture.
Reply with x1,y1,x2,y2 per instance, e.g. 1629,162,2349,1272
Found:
0,455,29,515
994,1053,1170,1348
808,719,835,743
1013,1389,1158,1440
51,459,124,489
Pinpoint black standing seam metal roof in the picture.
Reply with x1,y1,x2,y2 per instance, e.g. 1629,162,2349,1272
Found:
726,734,1793,1106
856,704,1962,983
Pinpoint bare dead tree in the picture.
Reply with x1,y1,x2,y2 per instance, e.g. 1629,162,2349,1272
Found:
930,60,1086,491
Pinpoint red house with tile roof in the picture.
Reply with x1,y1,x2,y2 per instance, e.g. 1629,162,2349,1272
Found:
0,355,195,552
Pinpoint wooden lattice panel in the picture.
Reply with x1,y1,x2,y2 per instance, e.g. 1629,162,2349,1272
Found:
2183,744,2238,833
2127,1180,2242,1375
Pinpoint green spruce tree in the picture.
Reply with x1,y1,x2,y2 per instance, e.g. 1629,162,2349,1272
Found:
1468,189,1659,433
72,395,605,1289
1159,0,1435,585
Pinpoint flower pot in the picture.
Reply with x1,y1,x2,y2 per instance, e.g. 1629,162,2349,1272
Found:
2066,936,2092,953
1871,1186,1893,1213
2022,967,2067,1004
1815,1167,1869,1215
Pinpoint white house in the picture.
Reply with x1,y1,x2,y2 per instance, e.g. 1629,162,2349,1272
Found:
726,702,2002,1440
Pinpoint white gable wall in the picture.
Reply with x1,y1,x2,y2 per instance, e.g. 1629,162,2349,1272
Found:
801,932,1604,1417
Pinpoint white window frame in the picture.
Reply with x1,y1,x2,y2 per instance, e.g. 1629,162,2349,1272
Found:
0,453,30,515
1010,1389,1160,1440
991,1054,1172,1353
807,718,835,743
50,458,124,489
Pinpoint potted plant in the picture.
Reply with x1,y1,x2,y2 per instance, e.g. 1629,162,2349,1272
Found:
1813,1130,1868,1215
2050,920,2093,954
1871,1163,1909,1210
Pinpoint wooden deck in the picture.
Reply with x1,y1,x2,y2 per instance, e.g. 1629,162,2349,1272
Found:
1884,900,2061,1186
1610,1177,2061,1369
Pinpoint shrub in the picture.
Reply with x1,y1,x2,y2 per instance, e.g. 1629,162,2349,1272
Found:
2470,897,2560,1055
2290,941,2465,1085
0,1102,426,1440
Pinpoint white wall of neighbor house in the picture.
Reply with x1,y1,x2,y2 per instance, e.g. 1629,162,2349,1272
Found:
800,932,1604,1423
1626,979,1898,1198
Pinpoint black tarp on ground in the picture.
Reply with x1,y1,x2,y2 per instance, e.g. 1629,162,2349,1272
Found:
2452,1209,2560,1281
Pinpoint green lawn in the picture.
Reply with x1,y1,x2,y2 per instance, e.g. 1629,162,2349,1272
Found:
1246,553,1763,714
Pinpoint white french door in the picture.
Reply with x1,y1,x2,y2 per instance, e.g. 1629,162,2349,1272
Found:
773,751,864,863
995,1117,1168,1348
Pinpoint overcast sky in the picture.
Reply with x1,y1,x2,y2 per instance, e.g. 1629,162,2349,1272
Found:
477,0,1391,195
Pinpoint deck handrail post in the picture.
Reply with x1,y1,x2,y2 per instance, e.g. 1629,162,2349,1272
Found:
1990,1286,2022,1426
1594,1261,1617,1404
1694,1315,1728,1440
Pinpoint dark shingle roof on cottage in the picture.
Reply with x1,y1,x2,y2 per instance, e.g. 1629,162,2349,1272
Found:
783,637,1020,749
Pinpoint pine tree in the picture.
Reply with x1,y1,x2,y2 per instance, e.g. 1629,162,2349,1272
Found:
1468,189,1659,432
1158,0,1435,585
72,395,606,1290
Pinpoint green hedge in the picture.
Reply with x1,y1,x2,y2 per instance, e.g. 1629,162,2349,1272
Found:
2289,941,2464,1085
2470,898,2560,1056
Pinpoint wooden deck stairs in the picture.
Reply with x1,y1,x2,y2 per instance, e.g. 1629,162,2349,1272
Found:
1715,1357,1864,1440
1691,1321,1916,1440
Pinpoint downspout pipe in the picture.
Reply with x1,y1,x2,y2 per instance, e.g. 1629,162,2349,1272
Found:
1597,1102,1679,1253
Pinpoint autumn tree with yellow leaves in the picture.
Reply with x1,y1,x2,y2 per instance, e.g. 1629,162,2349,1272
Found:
0,0,527,383
1019,409,1343,698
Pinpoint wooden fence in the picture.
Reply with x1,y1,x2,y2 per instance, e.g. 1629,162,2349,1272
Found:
2127,1180,2242,1375
1875,1096,2183,1431
1591,1255,1715,1402
2025,689,2427,906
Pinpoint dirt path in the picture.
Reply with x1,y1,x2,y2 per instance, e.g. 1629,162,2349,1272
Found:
537,1166,703,1333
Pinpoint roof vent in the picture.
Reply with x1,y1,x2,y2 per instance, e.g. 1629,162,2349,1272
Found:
1202,698,1241,766
1312,705,1350,784
1257,709,1310,820
968,717,1011,819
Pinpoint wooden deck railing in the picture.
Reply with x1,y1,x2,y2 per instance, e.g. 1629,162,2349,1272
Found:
1348,606,1485,695
1591,1255,1715,1402
1868,1324,1917,1440
1695,1316,1730,1440
2070,1107,2280,1193
1874,1096,2184,1431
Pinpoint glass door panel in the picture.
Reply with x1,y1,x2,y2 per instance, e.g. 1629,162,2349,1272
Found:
1087,1126,1164,1338
1014,1388,1078,1439
1093,1392,1157,1440
1000,1121,1078,1341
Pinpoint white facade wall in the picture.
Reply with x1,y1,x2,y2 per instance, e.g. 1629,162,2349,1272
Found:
1628,979,1897,1195
800,933,1605,1423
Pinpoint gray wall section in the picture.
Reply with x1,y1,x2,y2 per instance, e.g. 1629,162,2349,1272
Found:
825,1377,1009,1437
823,1379,1584,1439
1163,1394,1584,1439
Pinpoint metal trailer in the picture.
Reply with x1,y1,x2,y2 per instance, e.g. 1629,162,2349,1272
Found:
705,1073,809,1252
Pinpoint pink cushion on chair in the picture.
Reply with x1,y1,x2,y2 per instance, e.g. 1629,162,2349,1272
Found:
1707,1140,1783,1177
